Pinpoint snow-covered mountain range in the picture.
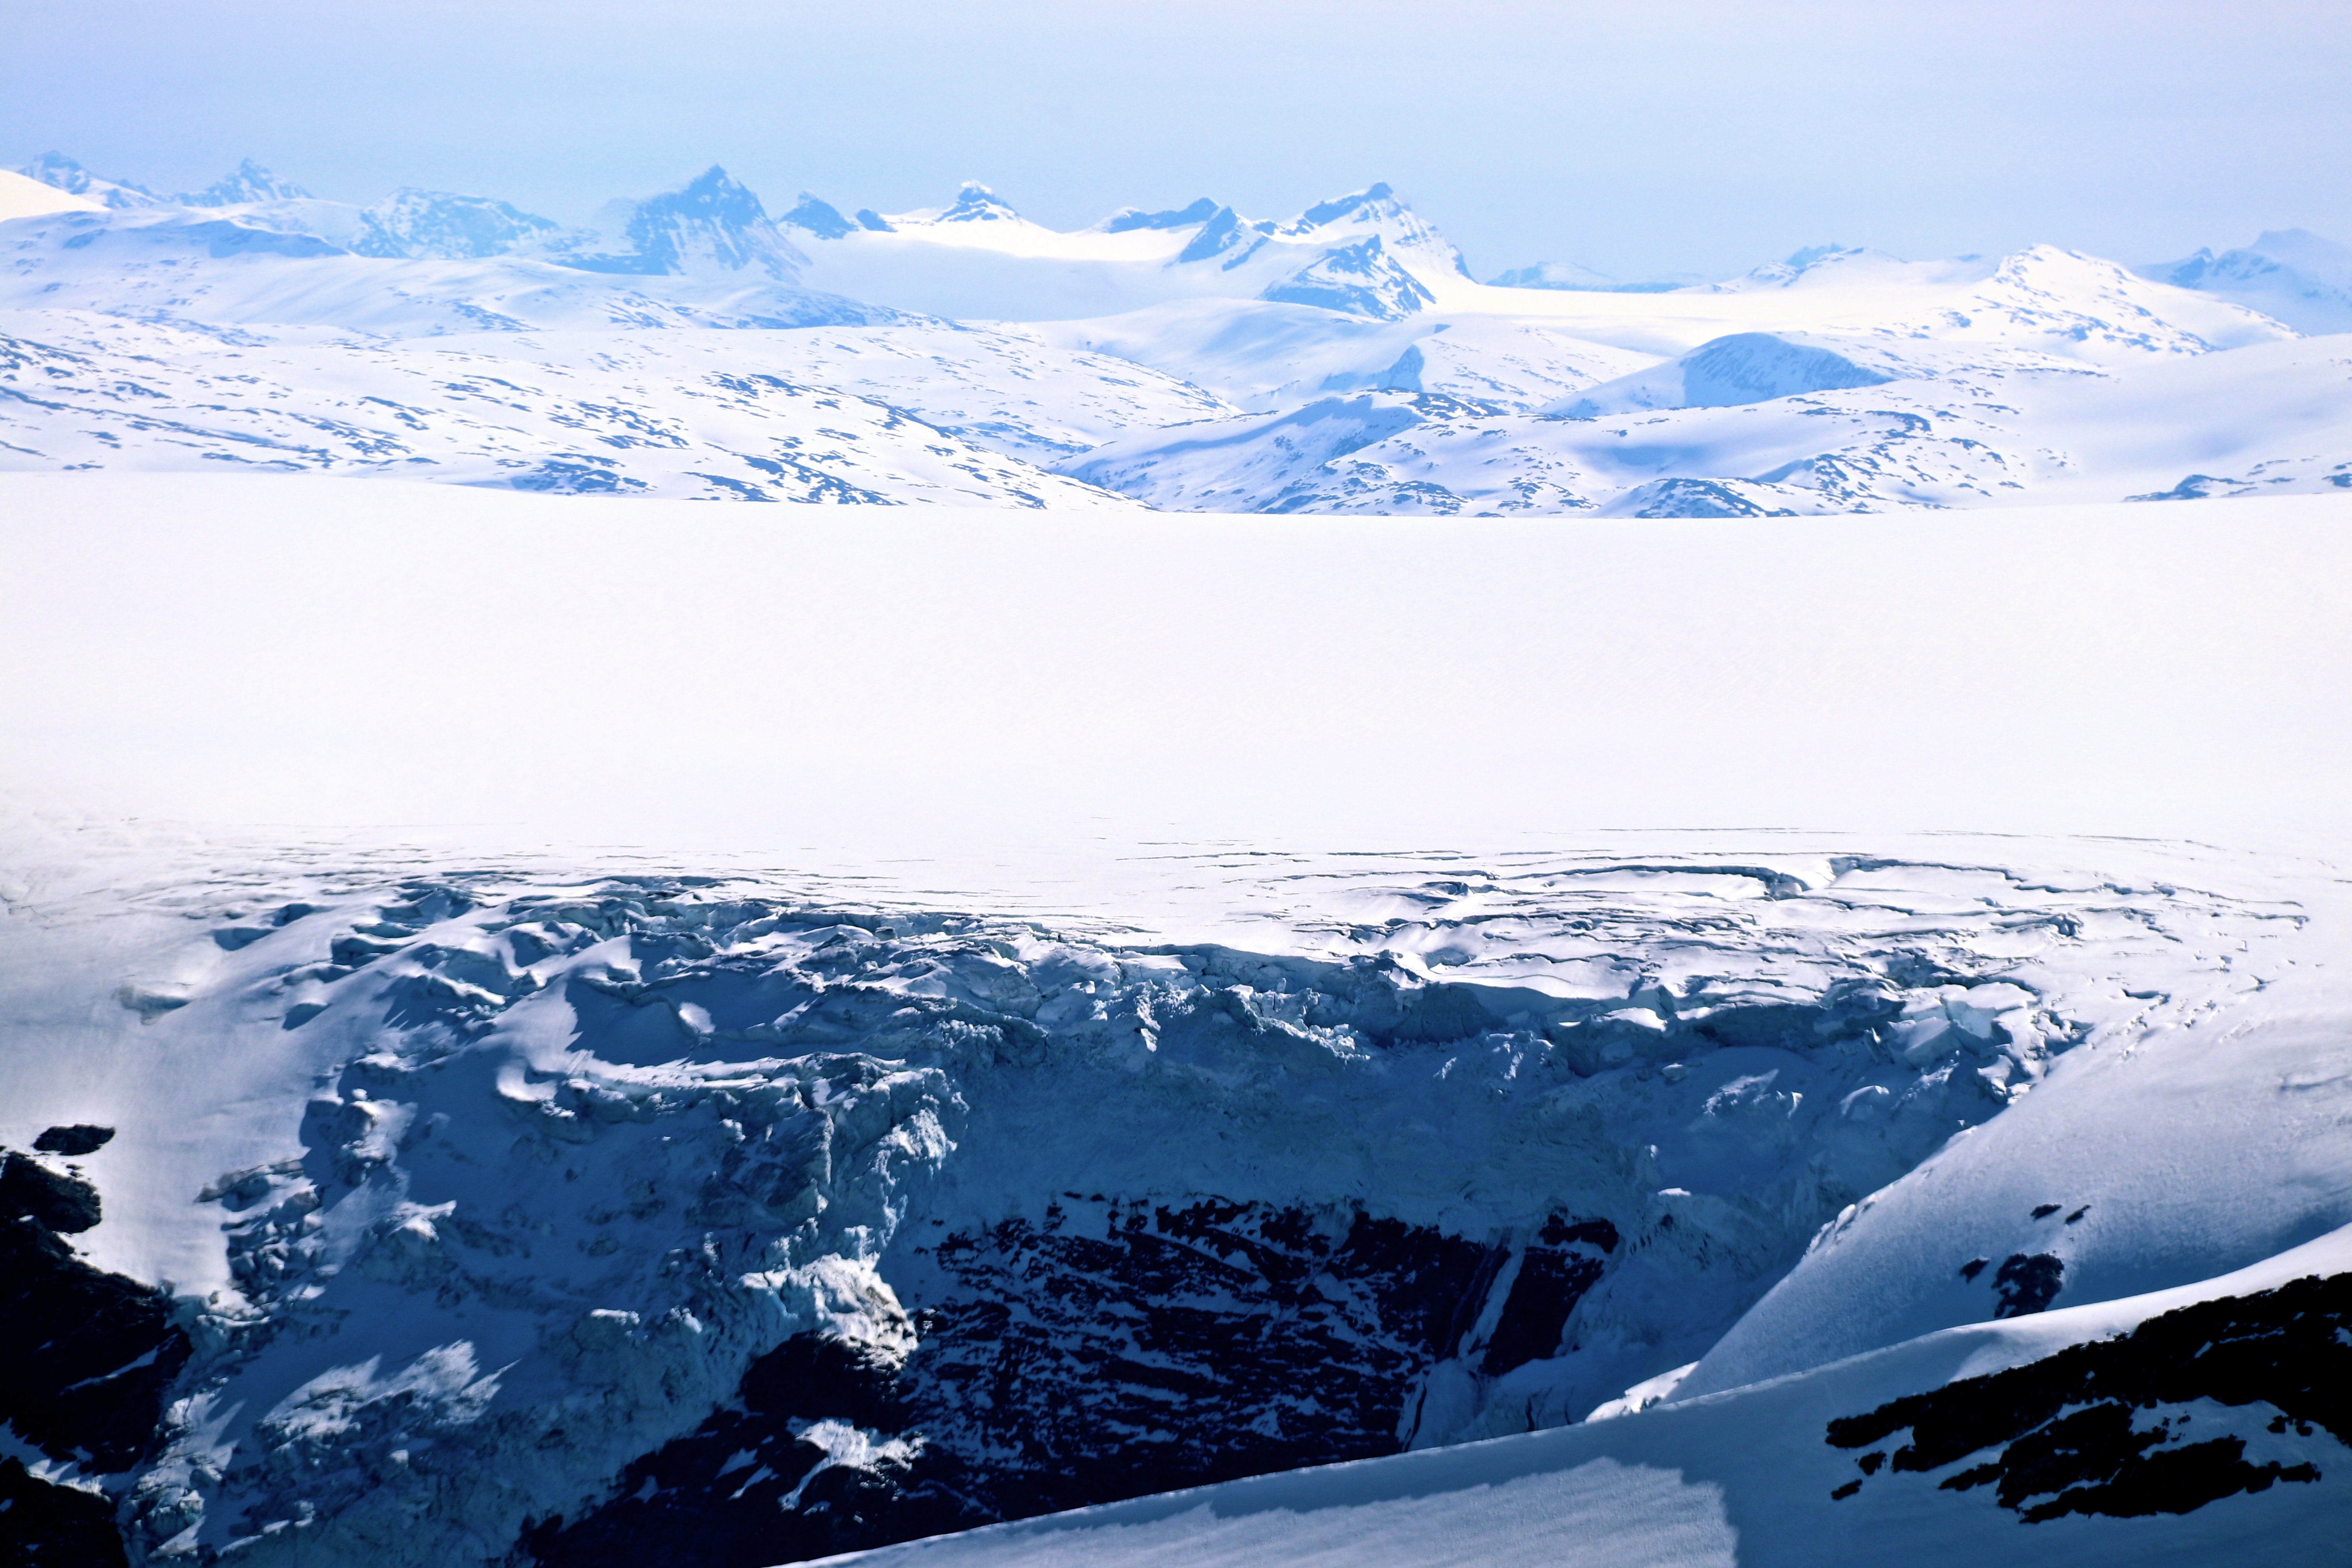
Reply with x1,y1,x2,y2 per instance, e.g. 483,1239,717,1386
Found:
7,153,2345,515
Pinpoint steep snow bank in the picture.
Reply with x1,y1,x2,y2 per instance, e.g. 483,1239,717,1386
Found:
0,167,104,223
1677,1006,2352,1398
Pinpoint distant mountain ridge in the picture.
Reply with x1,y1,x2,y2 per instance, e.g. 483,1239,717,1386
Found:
555,166,808,279
3,147,2337,519
2141,229,2352,334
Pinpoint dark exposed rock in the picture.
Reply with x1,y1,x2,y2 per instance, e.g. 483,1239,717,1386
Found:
0,1457,128,1566
1992,1252,2064,1318
1480,1225,1615,1377
519,1337,922,1568
1827,1270,2347,1521
0,1218,191,1474
32,1125,114,1157
895,1196,1510,1529
0,1152,102,1233
530,1198,1616,1565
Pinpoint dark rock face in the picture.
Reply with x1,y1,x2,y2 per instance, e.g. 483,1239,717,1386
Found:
0,1457,129,1566
1481,1218,1620,1377
0,1220,191,1472
1,1152,103,1233
1991,1252,2064,1318
32,1124,115,1157
0,1146,189,1567
528,1197,1618,1566
1827,1270,2346,1521
899,1198,1515,1518
519,1338,924,1568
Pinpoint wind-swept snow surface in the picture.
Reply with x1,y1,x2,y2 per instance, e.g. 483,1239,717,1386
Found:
5,475,2349,848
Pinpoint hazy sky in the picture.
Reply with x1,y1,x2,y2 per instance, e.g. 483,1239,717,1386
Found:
6,0,2347,280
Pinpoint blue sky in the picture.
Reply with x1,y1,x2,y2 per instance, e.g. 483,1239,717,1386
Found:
6,0,2347,280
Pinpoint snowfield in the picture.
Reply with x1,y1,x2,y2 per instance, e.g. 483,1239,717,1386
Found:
4,148,2351,1568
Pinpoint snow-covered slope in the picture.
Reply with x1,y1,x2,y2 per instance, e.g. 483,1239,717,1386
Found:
0,167,103,223
0,312,1139,505
0,204,882,334
1063,328,2352,515
350,189,570,261
17,151,166,209
410,321,1238,461
4,152,2319,517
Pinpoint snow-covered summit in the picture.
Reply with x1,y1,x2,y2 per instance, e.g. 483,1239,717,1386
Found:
1093,197,1221,234
16,151,160,209
1702,245,1985,293
556,165,808,280
1488,260,1686,293
1277,181,1473,281
179,157,312,207
936,181,1022,223
351,187,568,261
779,192,861,240
782,180,1472,321
1260,234,1435,321
2143,228,2352,335
1548,330,1900,416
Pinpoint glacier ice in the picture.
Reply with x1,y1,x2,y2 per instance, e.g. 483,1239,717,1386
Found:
3,829,2336,1565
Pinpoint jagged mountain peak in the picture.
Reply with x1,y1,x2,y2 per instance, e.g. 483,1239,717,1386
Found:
350,187,566,261
1783,242,1853,269
181,158,311,207
1489,260,1620,291
1285,181,1399,233
642,165,766,225
1279,181,1472,281
938,181,1021,223
2137,230,2352,334
780,192,858,240
1261,234,1435,321
557,165,807,281
17,151,160,210
1096,198,1220,234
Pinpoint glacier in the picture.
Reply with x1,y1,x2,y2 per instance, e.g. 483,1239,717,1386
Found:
4,141,2352,1568
6,811,2347,1566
